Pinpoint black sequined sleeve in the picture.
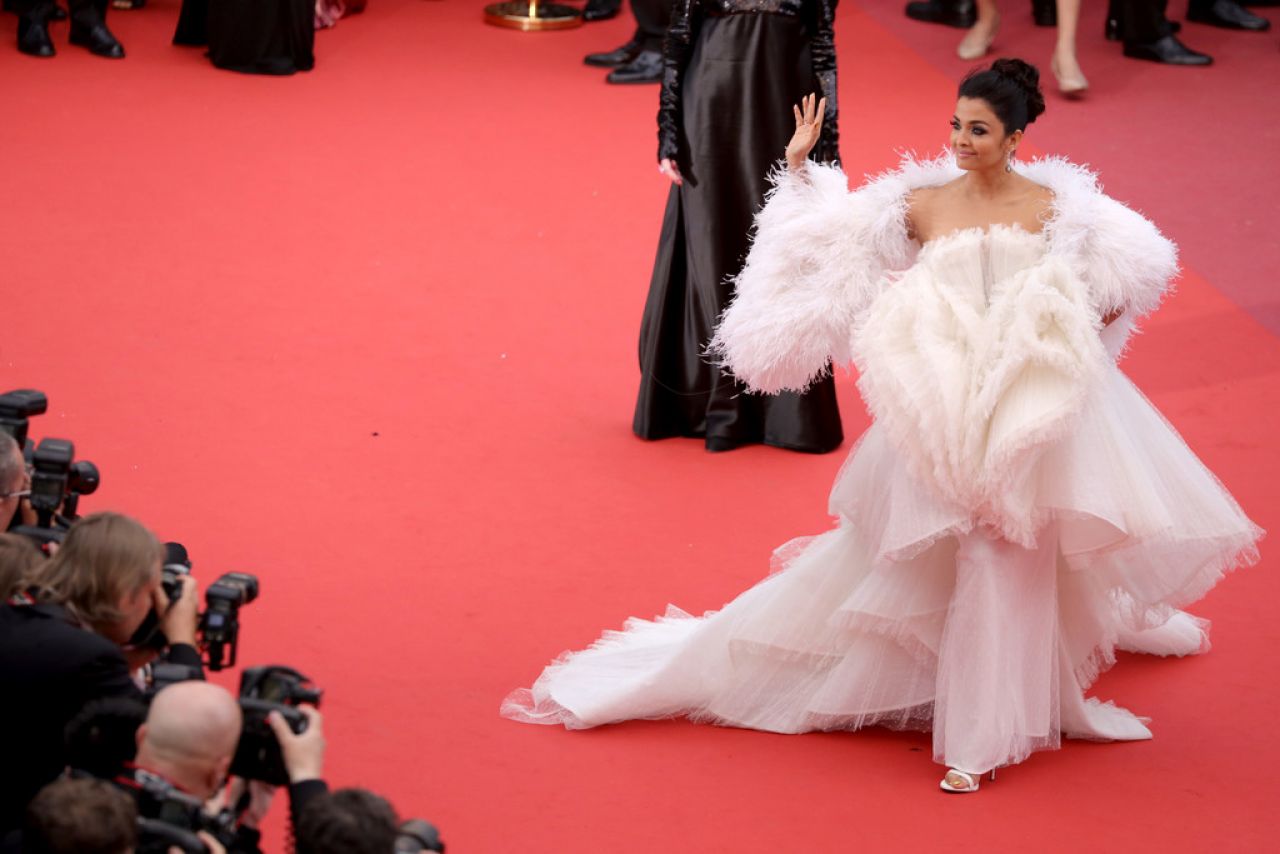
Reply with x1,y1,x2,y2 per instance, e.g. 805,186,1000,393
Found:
658,0,701,163
809,0,840,164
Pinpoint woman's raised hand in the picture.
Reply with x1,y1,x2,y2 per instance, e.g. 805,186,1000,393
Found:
785,93,826,172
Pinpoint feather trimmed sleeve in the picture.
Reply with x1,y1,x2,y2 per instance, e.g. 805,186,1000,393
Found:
1081,193,1178,319
709,161,913,395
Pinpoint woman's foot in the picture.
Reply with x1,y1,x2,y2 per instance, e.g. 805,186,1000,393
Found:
1051,51,1089,96
940,767,993,793
957,14,1000,60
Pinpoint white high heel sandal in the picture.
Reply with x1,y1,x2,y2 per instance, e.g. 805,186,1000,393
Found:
939,768,996,793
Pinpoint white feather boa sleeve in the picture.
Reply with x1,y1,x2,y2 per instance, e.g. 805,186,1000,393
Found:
1022,157,1179,354
1080,193,1178,318
708,161,914,395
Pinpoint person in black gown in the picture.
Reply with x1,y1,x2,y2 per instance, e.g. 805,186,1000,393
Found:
634,0,844,454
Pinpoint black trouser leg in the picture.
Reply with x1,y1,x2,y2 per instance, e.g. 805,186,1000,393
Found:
632,0,672,53
1118,0,1170,42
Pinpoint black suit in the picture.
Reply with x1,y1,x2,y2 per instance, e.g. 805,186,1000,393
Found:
0,601,203,835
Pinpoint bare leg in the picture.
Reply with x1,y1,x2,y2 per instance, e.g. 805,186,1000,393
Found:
958,0,1001,59
1052,0,1089,93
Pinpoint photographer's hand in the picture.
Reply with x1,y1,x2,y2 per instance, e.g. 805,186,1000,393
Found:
268,704,326,783
224,777,276,830
157,575,200,647
196,831,226,854
18,496,37,527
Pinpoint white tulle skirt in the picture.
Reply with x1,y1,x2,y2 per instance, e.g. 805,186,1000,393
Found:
503,367,1261,773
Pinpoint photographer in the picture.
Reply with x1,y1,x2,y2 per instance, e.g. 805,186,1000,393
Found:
277,710,445,854
0,512,202,837
123,681,258,853
122,682,328,854
294,789,399,854
266,705,329,833
0,432,32,532
22,776,137,854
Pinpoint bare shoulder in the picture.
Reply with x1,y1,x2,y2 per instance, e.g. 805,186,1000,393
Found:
1021,177,1055,216
906,180,962,240
905,184,943,238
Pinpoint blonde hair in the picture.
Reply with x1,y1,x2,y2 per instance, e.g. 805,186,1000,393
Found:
31,512,162,629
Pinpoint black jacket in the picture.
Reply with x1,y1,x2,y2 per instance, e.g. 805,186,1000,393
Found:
0,601,203,834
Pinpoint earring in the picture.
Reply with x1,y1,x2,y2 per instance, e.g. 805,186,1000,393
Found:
1006,150,1015,173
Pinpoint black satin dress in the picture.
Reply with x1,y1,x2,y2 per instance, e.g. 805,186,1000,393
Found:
633,0,843,453
174,0,315,75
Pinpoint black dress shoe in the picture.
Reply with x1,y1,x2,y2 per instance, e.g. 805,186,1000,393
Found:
17,17,55,55
1187,0,1271,29
1123,34,1212,65
904,0,976,28
585,35,642,68
581,0,619,22
69,19,124,56
606,50,663,85
1031,0,1057,26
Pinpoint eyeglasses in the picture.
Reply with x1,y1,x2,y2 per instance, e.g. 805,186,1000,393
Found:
2,465,32,499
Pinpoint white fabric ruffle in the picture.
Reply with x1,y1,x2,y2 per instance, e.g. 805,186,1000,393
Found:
504,180,1258,774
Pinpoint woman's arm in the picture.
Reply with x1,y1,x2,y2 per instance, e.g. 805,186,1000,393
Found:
1081,193,1178,322
657,0,700,165
808,0,840,164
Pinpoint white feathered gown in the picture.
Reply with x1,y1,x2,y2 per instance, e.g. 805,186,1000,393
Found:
502,156,1262,773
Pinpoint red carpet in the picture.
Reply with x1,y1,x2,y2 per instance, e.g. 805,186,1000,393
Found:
2,2,1277,851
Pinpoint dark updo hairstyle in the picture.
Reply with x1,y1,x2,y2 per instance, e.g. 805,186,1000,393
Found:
957,58,1046,134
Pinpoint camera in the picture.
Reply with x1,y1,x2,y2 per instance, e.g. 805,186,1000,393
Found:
121,768,238,854
396,819,446,853
3,389,101,547
136,818,212,854
0,388,46,449
28,437,100,522
130,542,260,671
232,665,323,785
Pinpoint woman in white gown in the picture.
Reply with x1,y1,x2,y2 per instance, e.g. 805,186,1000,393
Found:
502,59,1262,792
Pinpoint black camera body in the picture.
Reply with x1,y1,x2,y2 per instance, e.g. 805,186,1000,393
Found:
118,768,238,854
204,572,260,670
131,543,259,672
0,388,46,448
28,437,99,519
397,818,447,853
231,665,322,786
4,389,101,547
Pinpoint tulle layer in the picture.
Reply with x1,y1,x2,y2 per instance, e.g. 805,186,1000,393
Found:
504,228,1260,769
831,365,1263,629
502,361,1259,769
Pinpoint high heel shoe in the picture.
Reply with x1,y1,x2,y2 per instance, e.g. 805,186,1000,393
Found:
939,767,996,793
1051,56,1089,97
956,17,999,60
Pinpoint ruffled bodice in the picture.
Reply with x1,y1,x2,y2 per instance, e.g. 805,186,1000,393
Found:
853,225,1105,546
